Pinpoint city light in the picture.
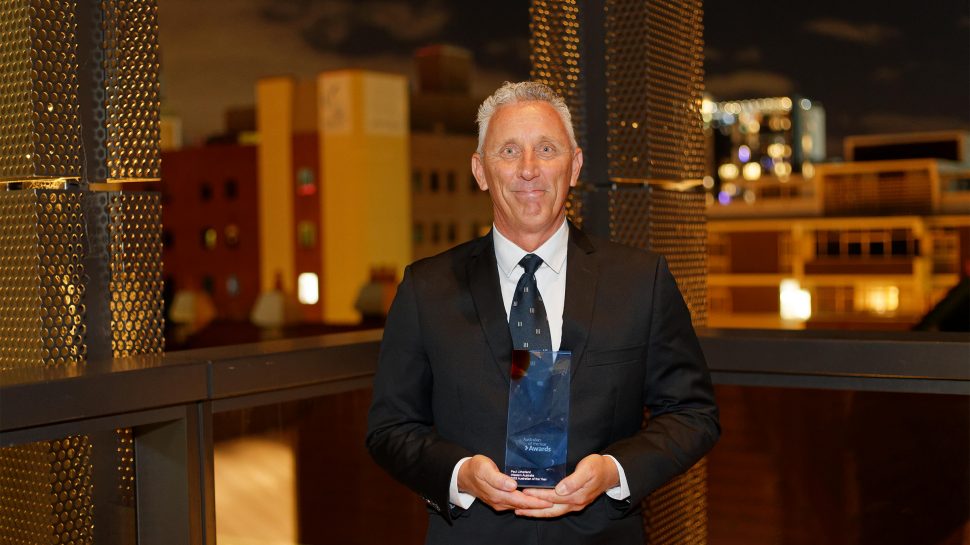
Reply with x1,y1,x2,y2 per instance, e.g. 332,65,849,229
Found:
779,279,812,321
718,163,739,180
742,162,762,181
862,286,900,315
298,273,319,305
738,145,751,162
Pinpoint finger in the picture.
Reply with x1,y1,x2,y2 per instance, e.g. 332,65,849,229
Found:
503,490,554,509
520,488,561,502
484,471,517,492
487,490,553,511
554,469,592,496
470,457,517,492
523,486,591,508
515,503,573,518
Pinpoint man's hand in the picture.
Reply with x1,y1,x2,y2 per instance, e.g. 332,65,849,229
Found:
457,455,554,512
516,454,620,518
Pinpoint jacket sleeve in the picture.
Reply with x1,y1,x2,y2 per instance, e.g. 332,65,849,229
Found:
365,266,473,522
603,255,720,508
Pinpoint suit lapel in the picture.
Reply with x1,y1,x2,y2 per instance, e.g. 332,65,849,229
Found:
467,232,513,383
561,223,597,377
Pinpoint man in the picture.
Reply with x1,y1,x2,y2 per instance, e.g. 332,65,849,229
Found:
367,81,719,544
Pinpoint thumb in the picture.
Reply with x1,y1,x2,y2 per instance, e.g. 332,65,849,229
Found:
486,467,517,491
555,475,577,495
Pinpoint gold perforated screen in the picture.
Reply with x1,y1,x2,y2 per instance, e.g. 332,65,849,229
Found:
609,185,710,542
0,0,82,181
530,0,586,154
610,187,708,325
605,0,704,182
108,192,163,356
564,187,585,230
643,458,709,544
100,0,161,181
0,190,86,369
0,436,93,545
529,0,710,541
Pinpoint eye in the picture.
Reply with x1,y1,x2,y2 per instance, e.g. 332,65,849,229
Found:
499,145,520,158
536,143,557,157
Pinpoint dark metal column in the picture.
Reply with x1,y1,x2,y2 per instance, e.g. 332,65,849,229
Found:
530,0,710,542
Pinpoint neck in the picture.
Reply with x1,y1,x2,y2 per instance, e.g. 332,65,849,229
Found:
494,216,567,252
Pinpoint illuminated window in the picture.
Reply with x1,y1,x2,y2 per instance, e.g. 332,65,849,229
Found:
226,275,240,297
859,286,900,315
298,273,319,305
779,279,811,321
298,221,316,248
296,167,316,196
225,224,240,248
201,227,217,249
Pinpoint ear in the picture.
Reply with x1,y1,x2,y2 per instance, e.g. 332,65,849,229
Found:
569,147,584,188
471,153,489,191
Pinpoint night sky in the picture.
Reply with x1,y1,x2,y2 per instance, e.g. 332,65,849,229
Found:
159,0,969,155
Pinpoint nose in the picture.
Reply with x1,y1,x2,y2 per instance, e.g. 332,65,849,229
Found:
519,150,539,181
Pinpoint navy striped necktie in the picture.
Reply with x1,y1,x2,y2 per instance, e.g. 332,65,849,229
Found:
509,254,552,351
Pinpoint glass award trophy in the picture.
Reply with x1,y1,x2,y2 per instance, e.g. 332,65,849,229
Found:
504,350,570,488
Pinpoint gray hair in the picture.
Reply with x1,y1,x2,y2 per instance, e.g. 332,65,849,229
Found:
476,81,577,155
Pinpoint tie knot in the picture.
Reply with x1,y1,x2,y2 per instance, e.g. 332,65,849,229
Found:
518,254,543,276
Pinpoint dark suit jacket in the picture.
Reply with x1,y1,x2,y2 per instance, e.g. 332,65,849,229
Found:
367,224,720,544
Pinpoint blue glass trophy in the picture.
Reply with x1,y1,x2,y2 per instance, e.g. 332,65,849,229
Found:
504,350,570,488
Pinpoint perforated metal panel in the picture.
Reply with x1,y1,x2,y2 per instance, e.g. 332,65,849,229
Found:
0,436,94,545
643,458,709,544
650,188,707,325
565,185,585,230
609,186,707,325
115,428,136,507
100,0,161,181
530,0,586,154
530,1,711,542
108,192,163,356
0,189,86,369
2,0,162,539
605,0,704,182
0,0,82,181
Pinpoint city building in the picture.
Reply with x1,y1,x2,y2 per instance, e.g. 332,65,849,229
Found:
706,130,970,330
157,47,494,325
409,45,493,260
703,95,826,208
151,143,259,323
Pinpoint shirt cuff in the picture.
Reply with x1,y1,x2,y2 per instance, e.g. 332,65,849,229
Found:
603,455,631,501
449,457,477,509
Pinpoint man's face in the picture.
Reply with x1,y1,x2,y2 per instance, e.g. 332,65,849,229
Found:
472,101,583,244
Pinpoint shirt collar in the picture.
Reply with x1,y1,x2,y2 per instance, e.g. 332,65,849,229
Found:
493,219,569,278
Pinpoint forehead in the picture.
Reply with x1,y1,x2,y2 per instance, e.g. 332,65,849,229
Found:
486,101,569,143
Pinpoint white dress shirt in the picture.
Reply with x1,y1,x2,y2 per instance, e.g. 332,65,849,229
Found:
449,219,631,508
